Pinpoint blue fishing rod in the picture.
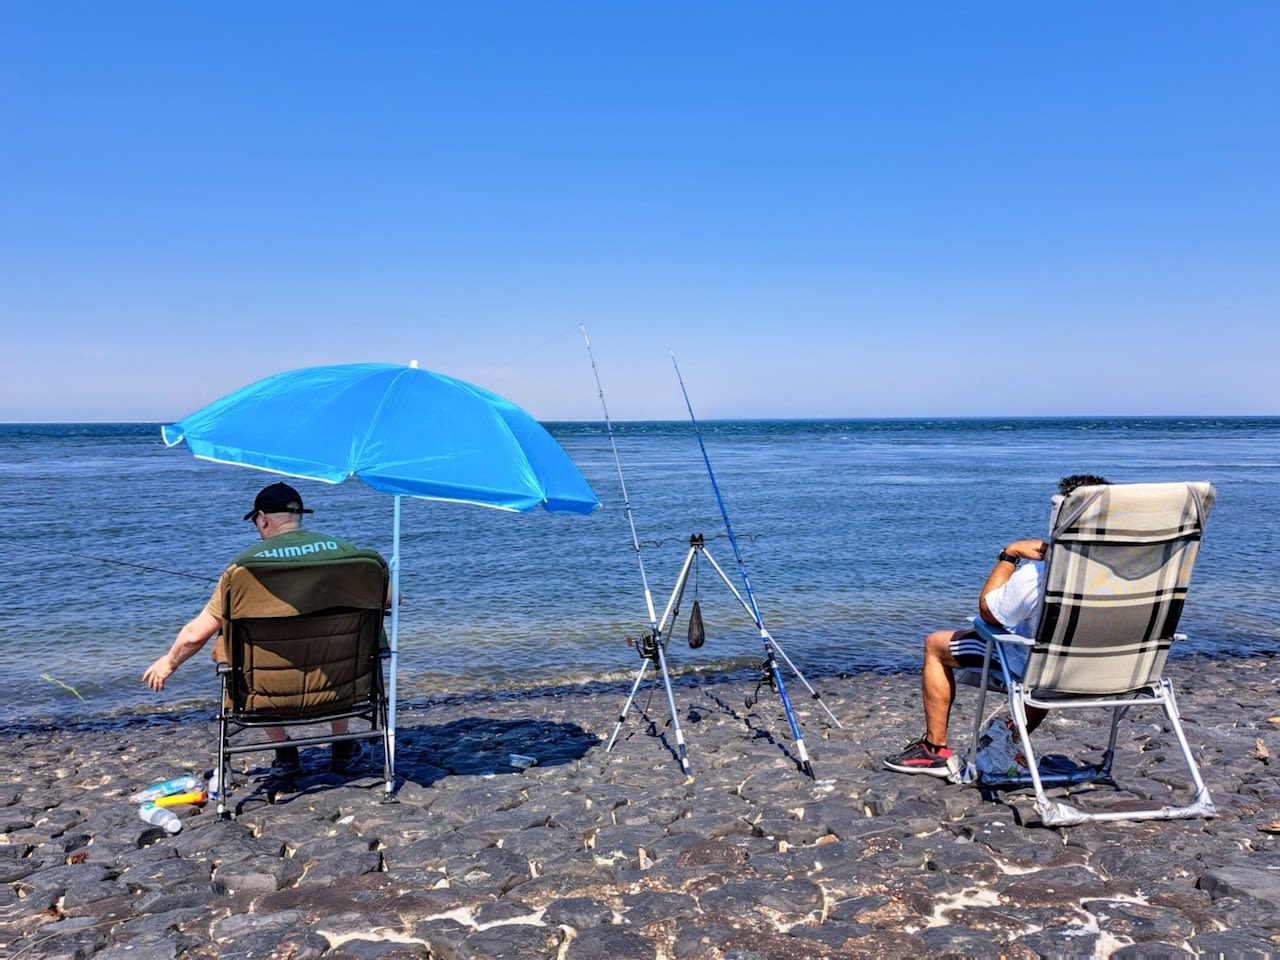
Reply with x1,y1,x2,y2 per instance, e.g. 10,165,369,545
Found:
582,326,694,778
671,352,837,778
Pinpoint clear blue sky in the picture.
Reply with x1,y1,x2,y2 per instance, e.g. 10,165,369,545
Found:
3,2,1277,421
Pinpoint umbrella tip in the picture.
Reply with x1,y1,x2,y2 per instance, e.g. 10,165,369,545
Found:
409,359,419,368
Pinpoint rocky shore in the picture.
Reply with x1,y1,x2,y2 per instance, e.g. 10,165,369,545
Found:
3,656,1279,959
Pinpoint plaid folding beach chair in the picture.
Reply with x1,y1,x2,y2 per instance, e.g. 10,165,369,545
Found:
959,481,1216,827
214,551,392,816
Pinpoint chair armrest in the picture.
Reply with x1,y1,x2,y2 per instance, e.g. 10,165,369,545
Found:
216,662,231,676
970,617,1033,647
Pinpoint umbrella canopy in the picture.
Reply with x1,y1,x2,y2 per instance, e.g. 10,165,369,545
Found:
161,362,599,514
162,361,600,785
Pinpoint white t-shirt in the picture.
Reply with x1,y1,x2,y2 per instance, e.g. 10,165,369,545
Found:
982,560,1043,677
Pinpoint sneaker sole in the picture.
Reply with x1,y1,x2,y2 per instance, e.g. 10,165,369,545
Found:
883,759,956,777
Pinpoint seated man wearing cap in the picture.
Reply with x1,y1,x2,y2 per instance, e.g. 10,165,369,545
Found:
143,481,383,777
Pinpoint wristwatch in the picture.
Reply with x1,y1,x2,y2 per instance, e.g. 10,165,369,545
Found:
997,550,1019,566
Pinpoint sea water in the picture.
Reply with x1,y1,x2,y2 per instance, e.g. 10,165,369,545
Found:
2,418,1277,726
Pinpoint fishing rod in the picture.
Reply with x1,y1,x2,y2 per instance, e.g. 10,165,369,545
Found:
581,325,693,778
670,352,839,778
73,554,217,583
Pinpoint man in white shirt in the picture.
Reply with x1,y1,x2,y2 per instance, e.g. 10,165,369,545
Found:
884,474,1108,777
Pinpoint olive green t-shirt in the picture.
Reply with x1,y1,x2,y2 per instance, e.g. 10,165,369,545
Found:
203,529,365,618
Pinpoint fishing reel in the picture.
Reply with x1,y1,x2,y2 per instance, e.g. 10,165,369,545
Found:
745,659,778,710
626,631,661,662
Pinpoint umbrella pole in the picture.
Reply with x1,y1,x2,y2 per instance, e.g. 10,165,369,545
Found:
386,495,401,794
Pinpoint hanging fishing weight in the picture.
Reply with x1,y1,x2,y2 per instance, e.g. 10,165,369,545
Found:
687,599,705,649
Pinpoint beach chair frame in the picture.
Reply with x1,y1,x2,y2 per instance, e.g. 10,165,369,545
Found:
959,481,1216,827
214,552,392,816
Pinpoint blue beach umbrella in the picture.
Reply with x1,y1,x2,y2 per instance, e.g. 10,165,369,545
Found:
162,361,600,773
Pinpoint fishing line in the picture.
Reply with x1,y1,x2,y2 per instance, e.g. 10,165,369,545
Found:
72,554,217,583
669,351,820,776
581,326,659,631
581,325,693,777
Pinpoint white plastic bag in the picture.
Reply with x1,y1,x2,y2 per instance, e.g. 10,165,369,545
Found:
975,716,1028,781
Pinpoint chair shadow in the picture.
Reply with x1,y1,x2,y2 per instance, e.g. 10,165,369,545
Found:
223,716,599,815
392,715,600,788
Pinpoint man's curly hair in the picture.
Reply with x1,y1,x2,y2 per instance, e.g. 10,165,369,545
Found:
1058,474,1109,496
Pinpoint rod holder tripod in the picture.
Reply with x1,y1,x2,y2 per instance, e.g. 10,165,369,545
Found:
605,534,841,778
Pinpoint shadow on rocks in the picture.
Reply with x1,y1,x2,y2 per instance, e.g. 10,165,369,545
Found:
393,715,600,786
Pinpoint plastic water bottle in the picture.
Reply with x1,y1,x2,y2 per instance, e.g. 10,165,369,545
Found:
128,774,203,804
138,802,182,834
206,768,222,801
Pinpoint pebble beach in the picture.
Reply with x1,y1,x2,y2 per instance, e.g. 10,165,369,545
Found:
4,657,1279,960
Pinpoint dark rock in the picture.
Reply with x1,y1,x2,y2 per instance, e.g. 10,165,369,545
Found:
94,930,206,959
412,917,473,959
1081,898,1195,942
133,881,225,914
61,878,131,908
922,838,1001,883
473,899,536,925
5,663,1280,960
1199,865,1280,902
445,847,531,893
456,923,562,959
1012,926,1100,957
1186,929,1280,959
918,924,1016,957
0,885,60,921
329,938,425,959
0,857,44,883
1109,942,1194,959
620,890,701,925
98,905,209,939
24,919,107,959
297,848,382,885
697,877,823,921
120,856,210,891
564,926,656,960
991,865,1124,907
787,919,875,949
216,853,305,892
217,928,331,960
212,908,307,940
23,860,114,891
541,895,612,929
674,837,750,868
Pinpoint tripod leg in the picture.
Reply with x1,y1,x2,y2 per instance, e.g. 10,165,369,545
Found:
654,640,693,779
698,546,819,777
606,657,652,752
767,635,843,729
762,642,814,778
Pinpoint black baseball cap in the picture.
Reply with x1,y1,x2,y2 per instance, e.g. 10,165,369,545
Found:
244,482,314,520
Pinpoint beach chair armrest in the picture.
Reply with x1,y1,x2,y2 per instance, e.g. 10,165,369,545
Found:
970,618,1033,648
216,661,231,676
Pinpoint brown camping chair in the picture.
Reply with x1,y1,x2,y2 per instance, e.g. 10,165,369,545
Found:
214,550,391,815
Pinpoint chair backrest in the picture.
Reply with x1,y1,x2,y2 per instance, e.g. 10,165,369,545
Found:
1025,482,1214,696
218,551,389,721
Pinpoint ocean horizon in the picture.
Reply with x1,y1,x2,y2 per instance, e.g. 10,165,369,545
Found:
3,416,1277,727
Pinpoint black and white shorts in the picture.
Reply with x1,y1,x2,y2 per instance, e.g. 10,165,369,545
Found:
949,628,1017,675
